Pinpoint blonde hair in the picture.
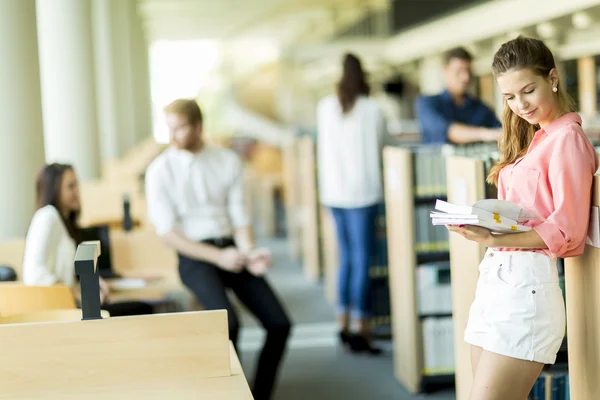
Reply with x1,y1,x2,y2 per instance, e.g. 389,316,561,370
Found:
487,36,576,185
163,99,203,126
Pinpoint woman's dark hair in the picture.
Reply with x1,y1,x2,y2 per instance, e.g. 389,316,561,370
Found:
337,53,370,114
36,163,80,243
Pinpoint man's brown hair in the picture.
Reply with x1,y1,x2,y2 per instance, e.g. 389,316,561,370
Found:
444,47,473,65
163,99,203,125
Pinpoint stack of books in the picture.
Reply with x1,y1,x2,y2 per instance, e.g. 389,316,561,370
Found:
430,199,542,234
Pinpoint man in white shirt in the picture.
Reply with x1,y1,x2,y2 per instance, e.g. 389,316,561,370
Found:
145,99,291,400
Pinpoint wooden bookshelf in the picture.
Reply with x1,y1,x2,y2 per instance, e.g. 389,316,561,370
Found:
446,157,600,400
282,137,301,261
298,136,320,282
383,146,452,393
578,56,597,119
478,74,495,111
384,146,421,393
564,174,600,400
445,156,488,400
320,206,339,304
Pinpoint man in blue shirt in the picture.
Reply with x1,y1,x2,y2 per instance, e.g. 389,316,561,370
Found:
415,47,502,144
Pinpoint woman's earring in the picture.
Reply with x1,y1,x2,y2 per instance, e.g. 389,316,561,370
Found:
552,87,558,93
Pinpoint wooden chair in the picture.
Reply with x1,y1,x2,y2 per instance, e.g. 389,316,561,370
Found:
0,308,110,324
0,284,77,316
79,181,146,229
0,238,26,280
109,229,178,278
106,229,187,308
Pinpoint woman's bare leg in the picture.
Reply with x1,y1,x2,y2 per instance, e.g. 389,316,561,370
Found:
469,349,543,400
471,345,483,377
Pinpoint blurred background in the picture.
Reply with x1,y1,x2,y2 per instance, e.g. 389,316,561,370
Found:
2,1,600,399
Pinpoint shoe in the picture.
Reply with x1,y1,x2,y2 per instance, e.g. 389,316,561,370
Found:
339,330,352,349
349,334,383,356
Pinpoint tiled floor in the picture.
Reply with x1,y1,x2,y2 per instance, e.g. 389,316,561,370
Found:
237,238,456,400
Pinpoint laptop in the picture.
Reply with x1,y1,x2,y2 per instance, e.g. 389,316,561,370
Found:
79,225,122,279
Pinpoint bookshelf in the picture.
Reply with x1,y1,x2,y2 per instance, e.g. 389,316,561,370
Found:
578,56,597,119
282,137,301,261
563,174,600,400
445,156,489,400
383,143,500,394
320,206,338,304
383,145,452,393
298,136,320,282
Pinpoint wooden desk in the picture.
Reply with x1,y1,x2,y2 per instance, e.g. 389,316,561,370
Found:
0,311,253,399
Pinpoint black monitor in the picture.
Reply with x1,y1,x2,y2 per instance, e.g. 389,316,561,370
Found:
79,225,121,279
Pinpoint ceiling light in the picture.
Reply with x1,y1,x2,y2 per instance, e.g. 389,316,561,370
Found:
572,12,592,29
536,22,556,39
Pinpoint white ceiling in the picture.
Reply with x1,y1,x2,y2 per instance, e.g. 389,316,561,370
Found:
137,0,389,44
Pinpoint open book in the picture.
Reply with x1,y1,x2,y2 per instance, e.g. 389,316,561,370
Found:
430,199,543,234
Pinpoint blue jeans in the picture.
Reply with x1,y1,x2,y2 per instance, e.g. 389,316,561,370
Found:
330,204,378,320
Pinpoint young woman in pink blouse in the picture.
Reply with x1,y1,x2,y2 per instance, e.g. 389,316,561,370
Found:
447,36,598,399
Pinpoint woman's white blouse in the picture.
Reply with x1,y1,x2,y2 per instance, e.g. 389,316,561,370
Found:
22,205,76,286
317,94,388,208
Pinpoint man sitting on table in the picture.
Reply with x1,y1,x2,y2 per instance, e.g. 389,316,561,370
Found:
415,46,503,144
145,99,292,400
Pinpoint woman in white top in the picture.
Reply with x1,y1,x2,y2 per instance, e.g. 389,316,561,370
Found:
317,53,387,354
22,163,153,316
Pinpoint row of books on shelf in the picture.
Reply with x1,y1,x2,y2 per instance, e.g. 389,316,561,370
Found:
412,147,447,198
410,143,499,198
528,372,570,400
417,262,452,315
369,204,390,329
422,317,455,375
442,142,499,159
415,205,450,252
370,205,389,279
370,277,391,329
369,266,388,279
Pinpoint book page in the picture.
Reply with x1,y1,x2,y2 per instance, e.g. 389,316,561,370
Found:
452,178,469,206
472,199,543,222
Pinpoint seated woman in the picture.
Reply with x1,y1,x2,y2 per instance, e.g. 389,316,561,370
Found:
22,163,153,317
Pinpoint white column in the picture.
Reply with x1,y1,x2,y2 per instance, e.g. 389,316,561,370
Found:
93,0,120,161
0,0,46,240
129,0,153,146
36,0,101,180
92,0,137,160
113,0,137,153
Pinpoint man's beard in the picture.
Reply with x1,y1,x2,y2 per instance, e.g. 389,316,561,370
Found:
172,136,203,152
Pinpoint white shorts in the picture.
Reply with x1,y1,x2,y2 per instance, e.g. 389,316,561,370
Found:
464,249,565,364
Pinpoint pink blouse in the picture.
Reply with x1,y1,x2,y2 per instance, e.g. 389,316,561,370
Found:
497,112,598,258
